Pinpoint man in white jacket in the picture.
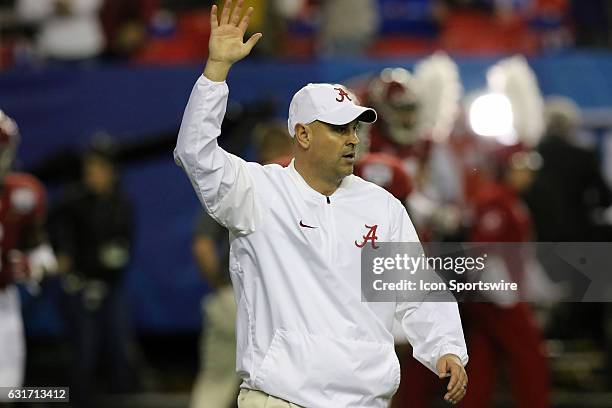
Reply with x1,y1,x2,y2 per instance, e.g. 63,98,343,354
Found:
174,1,468,407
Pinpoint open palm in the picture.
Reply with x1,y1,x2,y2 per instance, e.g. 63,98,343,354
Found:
209,0,262,64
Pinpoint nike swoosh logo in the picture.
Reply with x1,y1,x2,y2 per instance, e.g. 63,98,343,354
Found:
299,220,317,229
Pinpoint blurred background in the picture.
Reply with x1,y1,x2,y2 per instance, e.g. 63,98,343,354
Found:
1,0,612,407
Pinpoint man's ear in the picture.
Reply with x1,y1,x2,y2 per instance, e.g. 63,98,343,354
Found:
294,123,311,149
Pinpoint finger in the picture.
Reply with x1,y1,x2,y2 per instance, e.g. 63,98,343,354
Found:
456,385,468,404
447,387,467,405
451,368,467,398
446,369,467,402
446,384,464,403
230,0,244,25
210,4,219,28
220,0,232,24
244,32,263,51
438,359,448,379
238,7,254,33
447,364,460,391
449,388,466,404
443,366,462,402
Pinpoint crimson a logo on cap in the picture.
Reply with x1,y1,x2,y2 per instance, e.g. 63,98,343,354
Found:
334,87,352,103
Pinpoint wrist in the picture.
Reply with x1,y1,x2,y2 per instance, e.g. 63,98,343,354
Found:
204,59,232,82
440,353,461,364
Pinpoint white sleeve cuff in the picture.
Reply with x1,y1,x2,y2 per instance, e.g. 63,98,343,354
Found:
199,74,228,86
436,344,469,367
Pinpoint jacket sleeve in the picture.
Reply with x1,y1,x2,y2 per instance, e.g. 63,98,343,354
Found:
174,75,262,235
391,199,468,374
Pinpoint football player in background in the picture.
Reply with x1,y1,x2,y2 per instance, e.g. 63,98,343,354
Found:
363,59,465,242
0,109,58,388
353,62,468,408
459,145,551,408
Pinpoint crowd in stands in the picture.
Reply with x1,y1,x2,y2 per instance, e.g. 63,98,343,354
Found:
0,0,611,69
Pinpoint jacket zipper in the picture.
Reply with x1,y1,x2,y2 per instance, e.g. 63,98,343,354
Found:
325,196,336,266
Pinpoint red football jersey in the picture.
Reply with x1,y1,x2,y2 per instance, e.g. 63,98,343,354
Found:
469,181,532,287
470,181,531,243
354,152,413,201
0,173,46,288
368,123,432,162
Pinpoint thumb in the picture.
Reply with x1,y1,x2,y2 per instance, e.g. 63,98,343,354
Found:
245,33,263,52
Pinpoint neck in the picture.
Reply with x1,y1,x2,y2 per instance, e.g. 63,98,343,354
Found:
294,159,342,196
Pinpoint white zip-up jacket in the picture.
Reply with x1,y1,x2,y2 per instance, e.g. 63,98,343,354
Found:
174,75,468,408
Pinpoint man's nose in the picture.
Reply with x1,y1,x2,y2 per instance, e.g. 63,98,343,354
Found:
347,130,359,146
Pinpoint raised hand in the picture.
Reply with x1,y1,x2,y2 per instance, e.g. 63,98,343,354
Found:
204,0,262,82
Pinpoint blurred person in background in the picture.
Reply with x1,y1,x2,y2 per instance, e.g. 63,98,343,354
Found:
15,0,105,61
237,0,309,57
53,139,136,407
190,209,236,408
524,96,612,369
364,62,464,242
459,145,551,408
317,0,379,56
251,120,293,165
390,115,552,408
353,151,413,204
359,63,467,408
525,96,612,243
100,0,157,60
0,110,58,387
190,120,291,408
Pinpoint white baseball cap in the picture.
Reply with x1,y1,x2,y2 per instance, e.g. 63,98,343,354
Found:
287,83,377,137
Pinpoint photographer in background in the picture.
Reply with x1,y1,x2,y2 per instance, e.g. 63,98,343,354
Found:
54,140,137,407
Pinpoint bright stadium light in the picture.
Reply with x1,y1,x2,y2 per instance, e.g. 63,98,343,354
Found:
468,93,517,145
